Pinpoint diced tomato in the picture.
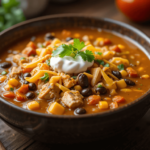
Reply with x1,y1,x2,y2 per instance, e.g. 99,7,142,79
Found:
27,41,37,49
99,38,111,46
3,92,15,99
110,45,121,52
22,47,36,57
112,96,125,103
126,67,138,78
87,95,101,105
16,91,26,101
18,84,29,94
22,68,33,73
103,38,111,45
44,41,51,47
110,102,118,109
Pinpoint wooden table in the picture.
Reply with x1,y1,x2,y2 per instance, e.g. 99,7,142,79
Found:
0,0,150,149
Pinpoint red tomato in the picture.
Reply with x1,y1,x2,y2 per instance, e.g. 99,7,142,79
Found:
116,0,150,22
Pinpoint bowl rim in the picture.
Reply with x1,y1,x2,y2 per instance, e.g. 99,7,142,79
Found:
0,13,150,119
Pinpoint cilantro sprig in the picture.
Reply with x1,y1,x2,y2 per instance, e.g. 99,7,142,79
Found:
95,60,105,66
118,64,124,71
40,73,49,83
46,59,50,66
1,71,7,75
52,39,94,62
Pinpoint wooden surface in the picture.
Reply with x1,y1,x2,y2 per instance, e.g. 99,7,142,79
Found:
0,0,150,149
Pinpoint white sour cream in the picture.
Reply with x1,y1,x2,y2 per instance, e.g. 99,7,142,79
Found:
50,56,94,74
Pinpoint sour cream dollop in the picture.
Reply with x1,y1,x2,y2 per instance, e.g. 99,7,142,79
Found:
50,56,94,74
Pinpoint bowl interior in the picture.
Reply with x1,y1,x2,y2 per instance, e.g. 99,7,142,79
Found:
0,14,150,118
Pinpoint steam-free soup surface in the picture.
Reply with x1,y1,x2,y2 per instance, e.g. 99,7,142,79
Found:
0,27,150,115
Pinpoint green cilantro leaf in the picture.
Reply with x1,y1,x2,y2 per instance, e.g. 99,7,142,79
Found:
40,73,49,83
20,57,25,60
95,52,102,55
1,71,7,75
10,87,14,91
52,39,94,63
73,39,85,51
104,63,110,67
98,84,103,88
96,60,105,66
46,59,50,66
137,88,141,90
78,50,94,62
118,64,124,71
72,76,77,79
52,44,73,57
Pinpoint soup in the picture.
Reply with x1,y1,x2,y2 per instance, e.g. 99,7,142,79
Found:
0,28,150,115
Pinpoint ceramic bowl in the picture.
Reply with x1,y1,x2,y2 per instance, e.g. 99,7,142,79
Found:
0,14,150,143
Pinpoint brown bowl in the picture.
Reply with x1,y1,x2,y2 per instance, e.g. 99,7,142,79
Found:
0,14,150,143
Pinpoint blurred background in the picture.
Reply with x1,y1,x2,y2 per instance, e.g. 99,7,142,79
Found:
0,0,150,36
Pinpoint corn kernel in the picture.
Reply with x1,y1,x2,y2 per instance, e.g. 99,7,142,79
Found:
8,78,19,87
48,102,65,115
27,101,40,110
0,75,7,83
141,74,150,79
99,101,108,109
118,44,125,50
120,70,128,77
4,84,13,91
96,37,104,42
116,79,127,89
74,85,82,92
138,67,144,72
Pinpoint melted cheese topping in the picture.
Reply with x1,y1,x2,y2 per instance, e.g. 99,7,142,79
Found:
50,56,94,74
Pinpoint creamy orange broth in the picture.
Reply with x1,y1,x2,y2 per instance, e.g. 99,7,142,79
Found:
0,27,150,115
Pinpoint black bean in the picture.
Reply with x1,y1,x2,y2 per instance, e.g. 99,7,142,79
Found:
24,73,31,78
24,80,29,84
124,79,135,86
45,33,55,41
66,37,73,42
0,62,11,68
112,71,122,79
81,88,92,97
96,87,107,95
74,108,86,115
26,92,35,99
29,83,37,91
78,74,89,88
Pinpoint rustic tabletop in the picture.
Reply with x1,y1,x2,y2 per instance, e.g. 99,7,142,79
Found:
0,0,150,149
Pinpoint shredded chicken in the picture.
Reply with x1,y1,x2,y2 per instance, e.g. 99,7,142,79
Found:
58,73,76,88
61,90,83,109
38,83,60,100
9,66,22,79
